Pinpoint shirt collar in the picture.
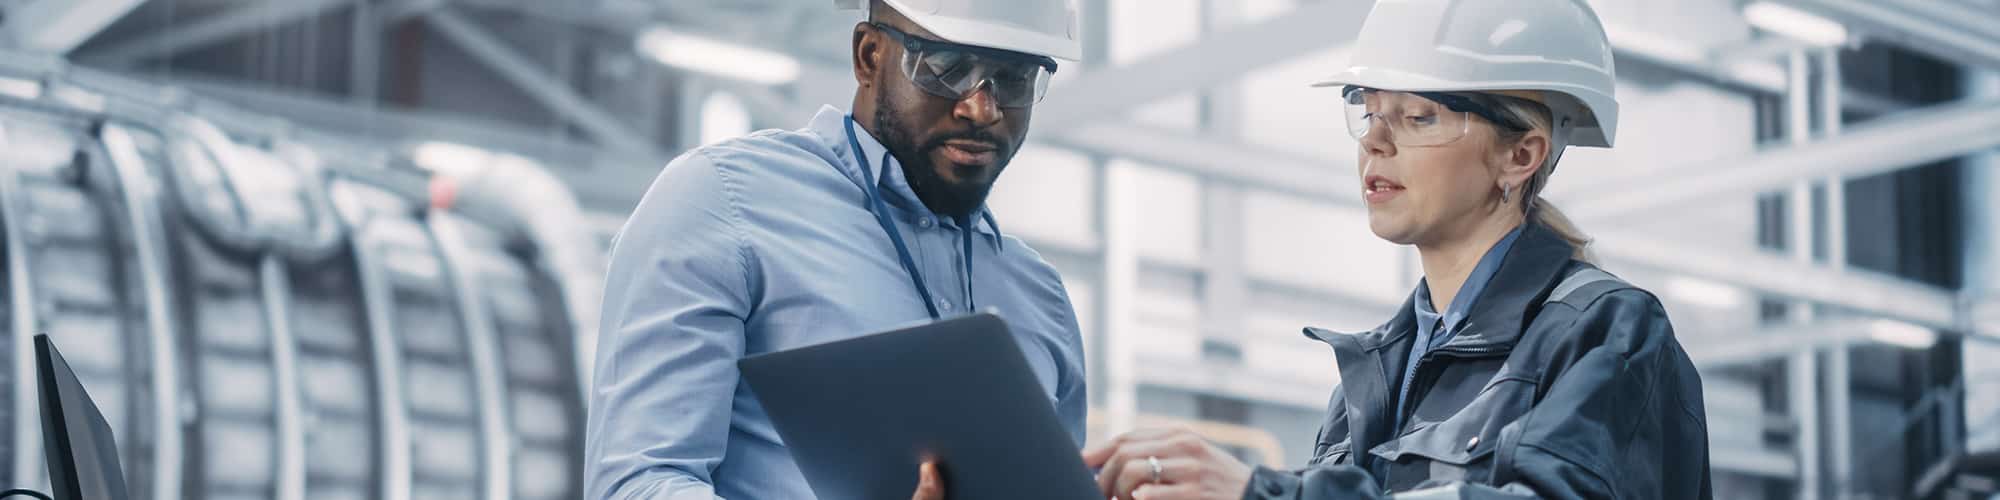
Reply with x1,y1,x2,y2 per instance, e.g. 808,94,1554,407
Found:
809,106,1003,248
1414,223,1526,335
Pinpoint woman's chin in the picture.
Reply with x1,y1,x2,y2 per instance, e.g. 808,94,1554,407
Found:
1367,217,1417,245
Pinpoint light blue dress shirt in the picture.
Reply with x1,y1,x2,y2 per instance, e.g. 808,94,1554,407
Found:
584,105,1088,500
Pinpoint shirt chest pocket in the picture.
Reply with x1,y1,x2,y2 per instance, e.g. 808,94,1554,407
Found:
1367,377,1534,490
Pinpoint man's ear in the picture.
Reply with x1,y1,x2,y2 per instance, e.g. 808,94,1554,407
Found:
852,23,883,89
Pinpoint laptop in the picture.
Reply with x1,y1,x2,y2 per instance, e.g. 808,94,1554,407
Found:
36,334,131,500
738,313,1100,500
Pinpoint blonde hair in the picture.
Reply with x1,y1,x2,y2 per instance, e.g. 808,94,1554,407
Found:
1482,93,1596,263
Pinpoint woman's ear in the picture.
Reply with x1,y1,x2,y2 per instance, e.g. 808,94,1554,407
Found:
1501,130,1551,187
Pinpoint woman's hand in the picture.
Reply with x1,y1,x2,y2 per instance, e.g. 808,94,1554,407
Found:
909,462,945,500
1082,428,1255,500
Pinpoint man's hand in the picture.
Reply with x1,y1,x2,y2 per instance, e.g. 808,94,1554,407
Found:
910,462,945,500
1082,428,1254,500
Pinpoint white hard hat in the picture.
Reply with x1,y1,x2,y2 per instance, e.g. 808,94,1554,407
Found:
835,0,1083,61
1313,0,1620,148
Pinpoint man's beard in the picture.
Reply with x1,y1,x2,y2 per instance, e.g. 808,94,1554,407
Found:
873,92,1007,220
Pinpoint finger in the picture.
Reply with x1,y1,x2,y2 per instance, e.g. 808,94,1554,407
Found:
1099,440,1182,499
1081,439,1117,468
1111,456,1156,499
1131,482,1202,500
1114,456,1197,500
911,462,944,500
1094,447,1130,498
1087,427,1199,466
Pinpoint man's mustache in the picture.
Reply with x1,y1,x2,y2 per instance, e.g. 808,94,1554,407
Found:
920,128,1007,154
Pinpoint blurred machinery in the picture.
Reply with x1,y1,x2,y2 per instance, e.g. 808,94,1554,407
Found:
0,54,596,500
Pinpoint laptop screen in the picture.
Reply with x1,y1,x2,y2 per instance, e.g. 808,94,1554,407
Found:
36,334,130,500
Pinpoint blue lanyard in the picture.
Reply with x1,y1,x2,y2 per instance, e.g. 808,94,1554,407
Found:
843,117,974,320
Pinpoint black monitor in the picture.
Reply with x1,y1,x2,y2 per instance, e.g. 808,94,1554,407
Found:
34,334,129,500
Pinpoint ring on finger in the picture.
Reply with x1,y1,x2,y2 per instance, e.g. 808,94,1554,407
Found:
1148,455,1163,484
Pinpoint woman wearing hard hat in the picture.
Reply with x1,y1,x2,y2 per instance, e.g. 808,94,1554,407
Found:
1081,1,1712,499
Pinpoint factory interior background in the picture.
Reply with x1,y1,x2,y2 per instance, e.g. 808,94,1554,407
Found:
0,0,1998,498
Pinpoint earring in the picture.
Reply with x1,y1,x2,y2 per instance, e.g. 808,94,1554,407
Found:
1502,183,1514,203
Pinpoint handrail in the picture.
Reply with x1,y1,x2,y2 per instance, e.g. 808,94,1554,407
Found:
423,212,514,500
258,256,308,500
347,219,413,500
0,119,48,494
99,123,184,500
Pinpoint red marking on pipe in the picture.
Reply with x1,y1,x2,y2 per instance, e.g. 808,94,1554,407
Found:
429,176,458,210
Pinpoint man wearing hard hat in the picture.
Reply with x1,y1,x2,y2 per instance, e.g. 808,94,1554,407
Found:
583,1,1086,499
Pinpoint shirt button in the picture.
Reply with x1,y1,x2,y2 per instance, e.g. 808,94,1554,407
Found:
1465,436,1480,451
917,217,934,228
937,298,953,311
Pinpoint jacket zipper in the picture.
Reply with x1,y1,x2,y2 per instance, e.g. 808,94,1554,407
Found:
1393,339,1514,437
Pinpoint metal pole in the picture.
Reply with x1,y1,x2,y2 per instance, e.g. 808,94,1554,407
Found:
99,124,185,500
1958,69,2000,467
1103,162,1139,436
426,213,513,500
350,225,413,500
259,257,308,500
350,0,382,106
1784,48,1822,500
1200,183,1246,355
0,120,47,494
1817,47,1852,500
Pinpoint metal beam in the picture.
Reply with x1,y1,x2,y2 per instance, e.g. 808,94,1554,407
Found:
1774,0,2000,70
1685,319,1874,368
1593,227,1969,334
83,0,357,67
424,8,656,154
2,0,149,53
1033,0,1374,129
1036,123,1353,205
1613,44,1909,116
421,8,658,154
1562,98,2000,222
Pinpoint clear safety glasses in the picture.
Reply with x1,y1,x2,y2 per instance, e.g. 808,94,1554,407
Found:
872,23,1058,108
1342,86,1531,147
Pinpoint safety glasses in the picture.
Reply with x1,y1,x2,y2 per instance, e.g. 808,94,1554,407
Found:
871,23,1058,108
1342,86,1531,147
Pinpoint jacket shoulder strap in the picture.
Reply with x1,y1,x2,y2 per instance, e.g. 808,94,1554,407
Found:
1543,265,1625,306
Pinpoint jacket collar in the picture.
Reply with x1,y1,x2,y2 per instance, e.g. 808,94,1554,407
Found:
1305,221,1577,352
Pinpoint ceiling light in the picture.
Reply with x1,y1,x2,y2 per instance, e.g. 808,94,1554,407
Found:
1664,276,1749,309
1867,319,1938,350
635,27,801,85
0,76,42,100
1743,2,1849,47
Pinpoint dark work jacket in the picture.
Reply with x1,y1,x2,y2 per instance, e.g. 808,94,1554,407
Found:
1242,222,1712,500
